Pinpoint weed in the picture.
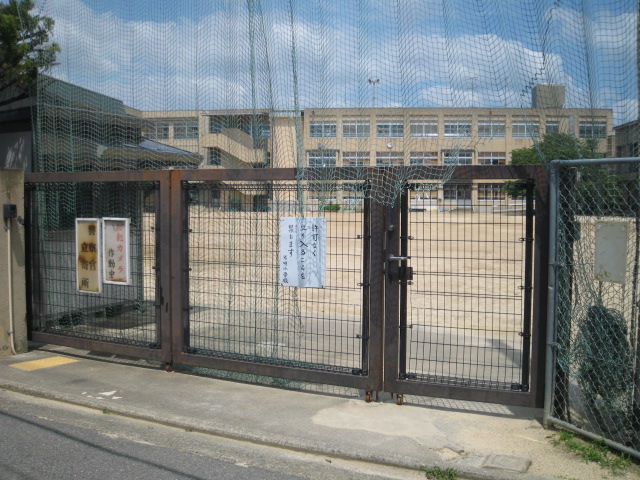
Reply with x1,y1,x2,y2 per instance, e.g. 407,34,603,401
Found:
102,408,109,414
552,430,631,475
419,466,458,480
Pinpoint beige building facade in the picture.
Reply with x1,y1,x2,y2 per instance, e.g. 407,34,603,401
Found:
137,93,613,211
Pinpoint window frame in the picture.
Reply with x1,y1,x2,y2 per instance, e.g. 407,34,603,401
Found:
309,121,337,138
477,152,506,166
376,121,404,138
342,121,370,138
444,121,471,137
307,149,337,167
477,121,506,138
512,121,540,138
443,150,473,165
174,121,199,139
477,183,505,201
409,151,438,166
146,124,169,140
375,151,404,166
578,121,607,139
342,151,370,167
410,121,438,138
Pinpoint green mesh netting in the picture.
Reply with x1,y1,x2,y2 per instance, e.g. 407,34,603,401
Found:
31,0,638,204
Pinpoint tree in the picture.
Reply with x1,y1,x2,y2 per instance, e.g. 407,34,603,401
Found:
0,0,59,107
504,132,603,197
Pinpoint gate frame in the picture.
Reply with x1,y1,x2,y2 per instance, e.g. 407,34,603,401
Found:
24,166,548,406
382,165,549,408
24,170,174,364
168,168,384,393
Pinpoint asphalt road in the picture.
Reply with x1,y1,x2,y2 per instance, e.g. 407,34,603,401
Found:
0,389,424,480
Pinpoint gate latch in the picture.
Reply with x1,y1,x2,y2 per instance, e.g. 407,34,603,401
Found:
399,266,414,284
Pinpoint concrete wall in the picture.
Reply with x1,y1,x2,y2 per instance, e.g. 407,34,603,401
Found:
0,169,27,355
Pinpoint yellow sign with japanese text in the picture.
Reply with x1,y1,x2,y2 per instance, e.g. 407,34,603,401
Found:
76,218,102,294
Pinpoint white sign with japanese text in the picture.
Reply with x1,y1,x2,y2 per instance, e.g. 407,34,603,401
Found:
102,218,131,285
279,217,326,288
76,218,102,294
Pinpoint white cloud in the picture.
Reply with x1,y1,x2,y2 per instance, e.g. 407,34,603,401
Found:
40,0,636,121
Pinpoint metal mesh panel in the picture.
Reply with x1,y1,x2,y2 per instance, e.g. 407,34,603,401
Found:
27,181,160,348
405,184,531,390
185,182,366,374
549,159,640,456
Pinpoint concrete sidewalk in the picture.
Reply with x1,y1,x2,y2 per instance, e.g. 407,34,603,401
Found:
0,345,635,480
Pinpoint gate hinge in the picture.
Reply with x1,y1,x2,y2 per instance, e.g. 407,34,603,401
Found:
355,334,368,340
510,383,529,392
519,237,534,242
399,373,417,380
351,368,367,376
399,324,414,330
356,235,371,239
400,235,414,240
519,285,533,291
357,282,370,287
518,332,531,338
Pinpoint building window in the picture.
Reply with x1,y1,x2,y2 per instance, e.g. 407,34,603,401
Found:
443,150,473,165
545,121,560,134
477,121,505,138
579,121,607,139
443,184,471,200
174,121,199,139
146,124,169,140
209,116,226,133
343,121,370,138
207,147,222,166
477,183,505,201
409,152,438,165
376,151,404,166
512,121,539,138
444,121,471,137
410,121,438,137
310,121,337,138
376,121,404,138
342,151,370,166
478,152,506,165
409,185,438,200
308,149,337,167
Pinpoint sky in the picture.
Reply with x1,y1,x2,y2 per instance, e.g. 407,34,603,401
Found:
32,0,638,126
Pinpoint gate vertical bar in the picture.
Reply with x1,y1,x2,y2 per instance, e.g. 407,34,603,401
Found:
399,187,409,376
520,180,535,390
383,198,401,390
158,171,173,366
530,167,550,408
360,187,371,375
367,189,385,393
169,170,187,364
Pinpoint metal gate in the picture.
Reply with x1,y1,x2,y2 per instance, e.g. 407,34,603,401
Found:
25,166,547,406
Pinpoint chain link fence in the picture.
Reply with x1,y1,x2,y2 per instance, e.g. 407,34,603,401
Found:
546,158,640,459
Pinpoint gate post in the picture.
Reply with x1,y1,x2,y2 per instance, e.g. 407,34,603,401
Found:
366,193,385,394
